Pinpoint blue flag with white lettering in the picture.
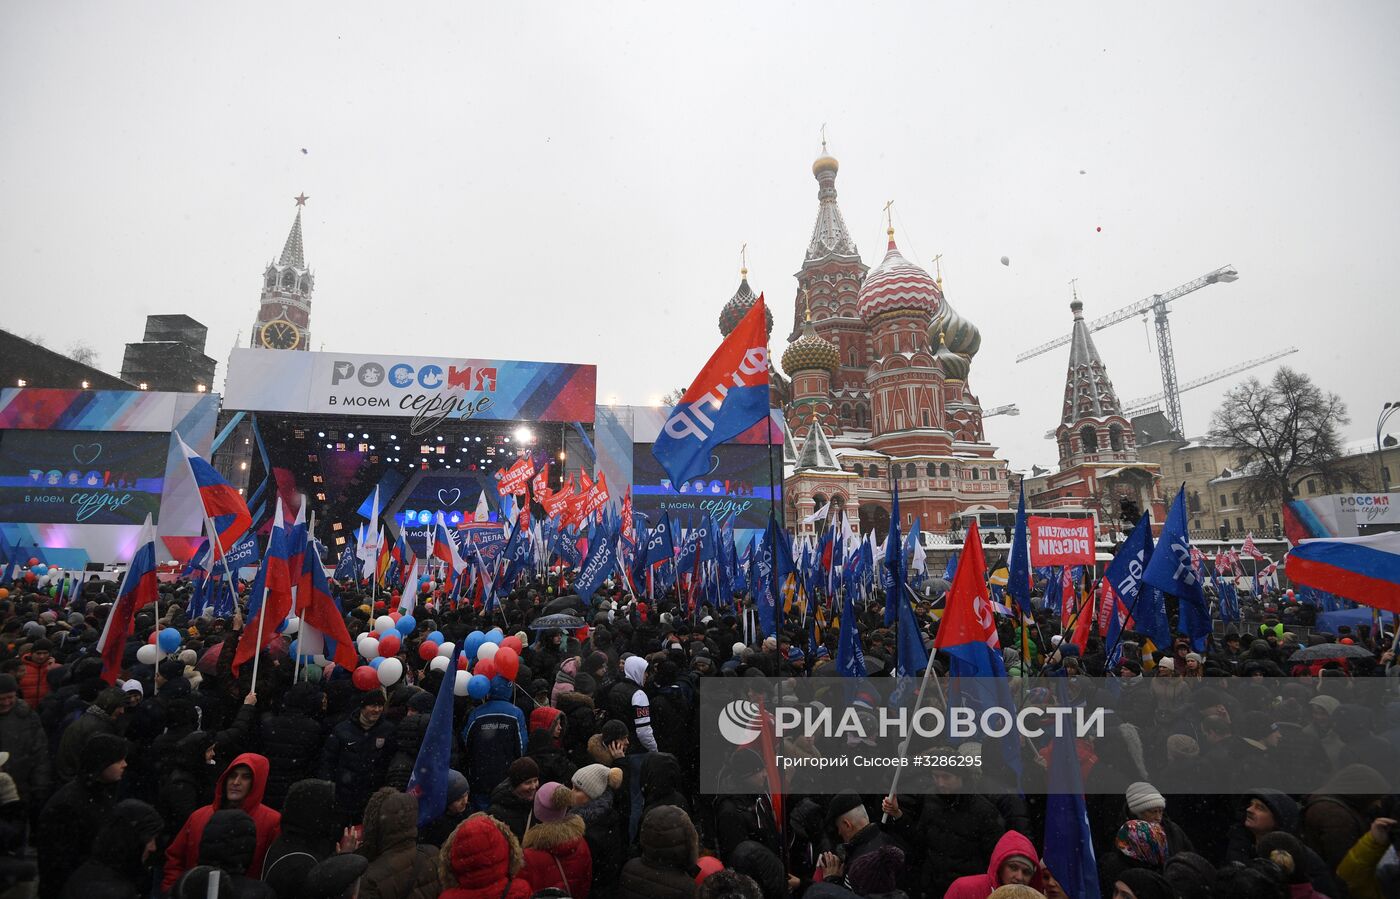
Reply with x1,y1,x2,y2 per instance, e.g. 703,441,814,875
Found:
1104,513,1169,650
1143,487,1211,645
575,522,617,602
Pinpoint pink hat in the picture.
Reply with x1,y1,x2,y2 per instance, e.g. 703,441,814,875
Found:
532,781,572,824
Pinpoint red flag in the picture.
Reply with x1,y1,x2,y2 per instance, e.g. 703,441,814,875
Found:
235,500,294,674
532,463,551,497
96,516,159,684
935,522,998,650
298,536,357,669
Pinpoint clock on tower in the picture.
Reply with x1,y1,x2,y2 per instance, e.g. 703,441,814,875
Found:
250,195,314,351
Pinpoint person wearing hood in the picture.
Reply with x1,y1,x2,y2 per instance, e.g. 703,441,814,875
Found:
943,829,1043,899
54,685,124,783
1301,763,1391,870
261,779,345,899
1257,831,1338,899
606,656,657,753
462,675,527,811
36,732,128,899
520,781,593,896
1121,782,1193,858
319,688,396,824
882,769,1003,898
421,770,472,849
159,730,219,840
489,757,541,841
618,804,701,899
526,705,575,786
258,681,326,809
729,840,789,899
1224,789,1341,896
805,842,909,899
172,808,276,899
571,763,625,893
356,787,440,899
556,690,600,770
385,691,435,793
714,748,779,862
60,798,164,899
436,813,533,899
552,656,581,705
0,672,51,813
17,638,57,708
163,752,282,892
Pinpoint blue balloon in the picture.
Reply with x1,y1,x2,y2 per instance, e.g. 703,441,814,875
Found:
396,615,417,635
467,674,491,700
485,627,504,645
463,631,486,659
288,639,299,658
427,631,444,644
32,564,48,576
369,657,384,669
158,627,182,653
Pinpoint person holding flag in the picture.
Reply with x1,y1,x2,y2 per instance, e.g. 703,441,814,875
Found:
95,514,160,685
235,497,294,688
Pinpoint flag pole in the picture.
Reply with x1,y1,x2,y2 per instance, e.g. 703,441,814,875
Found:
881,641,947,823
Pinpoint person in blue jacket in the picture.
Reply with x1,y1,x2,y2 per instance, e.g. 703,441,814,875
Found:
461,675,527,811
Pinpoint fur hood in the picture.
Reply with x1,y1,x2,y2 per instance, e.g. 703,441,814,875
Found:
522,815,586,851
439,813,523,889
587,733,614,765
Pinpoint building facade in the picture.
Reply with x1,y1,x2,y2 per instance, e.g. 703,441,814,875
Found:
1025,296,1165,534
720,147,1011,537
121,314,217,393
250,197,314,351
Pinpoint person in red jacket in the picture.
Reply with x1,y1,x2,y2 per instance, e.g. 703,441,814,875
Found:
16,640,56,708
438,813,533,899
520,782,592,897
943,829,1043,899
161,751,281,892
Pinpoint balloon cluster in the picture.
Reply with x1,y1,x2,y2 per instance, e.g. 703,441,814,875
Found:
136,626,184,666
350,619,525,696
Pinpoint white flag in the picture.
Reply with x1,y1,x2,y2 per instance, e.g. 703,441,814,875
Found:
802,500,832,526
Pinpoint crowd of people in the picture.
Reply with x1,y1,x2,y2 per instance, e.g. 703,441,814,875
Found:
0,571,1396,899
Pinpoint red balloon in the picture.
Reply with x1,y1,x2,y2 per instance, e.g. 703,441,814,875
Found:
418,641,439,662
495,646,520,682
148,631,158,644
352,666,379,691
475,657,497,680
501,635,523,653
389,611,402,622
378,634,402,657
27,558,39,567
457,653,470,670
23,572,36,583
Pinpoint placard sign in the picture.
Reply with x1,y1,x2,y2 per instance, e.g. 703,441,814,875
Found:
1027,516,1096,566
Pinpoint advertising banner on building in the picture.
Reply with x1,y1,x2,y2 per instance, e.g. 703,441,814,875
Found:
1337,492,1399,527
1027,516,1096,566
223,349,596,428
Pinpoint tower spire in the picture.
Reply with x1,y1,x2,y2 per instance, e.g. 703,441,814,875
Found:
279,201,306,268
1061,285,1121,424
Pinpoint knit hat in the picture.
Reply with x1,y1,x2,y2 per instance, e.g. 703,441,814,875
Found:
158,659,185,681
446,770,469,805
508,757,540,787
1166,734,1199,760
1115,819,1169,866
846,843,903,894
600,719,629,745
1157,657,1175,671
359,688,387,708
571,764,619,801
407,691,436,714
532,782,573,824
824,790,865,834
81,733,129,774
1308,694,1340,716
0,675,17,695
120,679,144,696
1126,781,1166,816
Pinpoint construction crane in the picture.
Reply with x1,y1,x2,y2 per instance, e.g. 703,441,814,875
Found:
1121,348,1299,416
983,404,1020,418
1016,265,1240,437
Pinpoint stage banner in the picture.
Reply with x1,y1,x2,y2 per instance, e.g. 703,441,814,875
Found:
223,349,596,428
1027,516,1096,566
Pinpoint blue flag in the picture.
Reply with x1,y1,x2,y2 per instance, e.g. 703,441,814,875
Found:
1007,485,1032,620
1043,676,1102,897
894,589,928,677
884,477,902,626
334,539,359,582
835,582,867,677
407,646,462,826
1104,513,1170,650
575,523,618,602
1143,487,1211,644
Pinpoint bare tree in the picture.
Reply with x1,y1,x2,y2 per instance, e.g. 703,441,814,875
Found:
1209,366,1359,511
660,386,687,406
66,340,99,367
21,333,47,348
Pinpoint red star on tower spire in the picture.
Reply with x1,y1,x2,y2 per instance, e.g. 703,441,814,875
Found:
294,193,309,207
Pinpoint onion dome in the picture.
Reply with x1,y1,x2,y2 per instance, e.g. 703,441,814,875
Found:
782,317,840,375
718,268,773,337
930,298,981,358
932,331,969,381
812,149,839,177
856,228,942,324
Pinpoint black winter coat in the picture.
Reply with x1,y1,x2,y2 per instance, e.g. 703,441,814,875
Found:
36,774,118,899
60,799,164,899
258,690,325,810
261,779,339,899
888,792,1003,899
576,793,626,894
318,712,396,823
384,712,430,793
158,731,217,841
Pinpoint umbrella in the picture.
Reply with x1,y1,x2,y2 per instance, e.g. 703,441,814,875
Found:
529,613,585,631
1288,643,1376,662
541,595,582,614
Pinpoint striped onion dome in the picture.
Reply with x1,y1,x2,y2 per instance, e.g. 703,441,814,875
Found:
718,270,773,337
856,228,942,324
932,331,970,381
930,297,981,358
782,318,840,375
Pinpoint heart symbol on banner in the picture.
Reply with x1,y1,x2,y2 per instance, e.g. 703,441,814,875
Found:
72,443,103,466
438,488,462,506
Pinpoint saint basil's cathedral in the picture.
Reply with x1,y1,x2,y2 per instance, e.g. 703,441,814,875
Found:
718,146,1013,538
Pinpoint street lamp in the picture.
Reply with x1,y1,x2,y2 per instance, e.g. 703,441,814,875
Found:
1377,402,1400,493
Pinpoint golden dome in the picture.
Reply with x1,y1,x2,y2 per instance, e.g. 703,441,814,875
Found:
782,318,840,375
812,153,839,176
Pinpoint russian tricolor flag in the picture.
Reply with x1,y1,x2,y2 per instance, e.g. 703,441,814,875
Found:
96,514,159,684
1286,530,1400,615
235,498,293,674
177,435,253,554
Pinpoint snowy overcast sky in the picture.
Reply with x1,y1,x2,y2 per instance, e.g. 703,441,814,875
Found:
3,2,1398,471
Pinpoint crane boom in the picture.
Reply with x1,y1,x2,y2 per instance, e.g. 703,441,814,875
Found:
1014,265,1240,364
1121,347,1298,414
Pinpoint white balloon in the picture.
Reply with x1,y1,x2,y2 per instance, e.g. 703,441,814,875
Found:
453,670,471,697
375,615,395,634
437,641,455,658
377,656,404,686
429,655,450,673
136,644,162,665
313,654,328,666
281,616,300,635
1000,256,1010,266
359,637,380,661
476,641,498,662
